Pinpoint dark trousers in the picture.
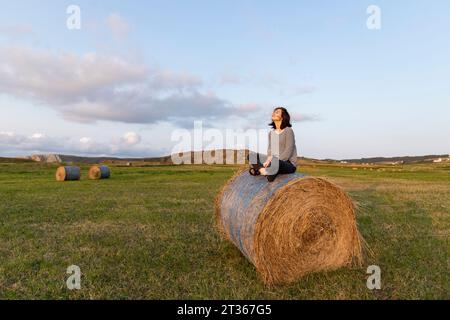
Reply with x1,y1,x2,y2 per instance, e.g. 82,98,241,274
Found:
250,153,297,176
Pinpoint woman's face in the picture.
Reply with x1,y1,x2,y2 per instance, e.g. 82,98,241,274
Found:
272,109,283,122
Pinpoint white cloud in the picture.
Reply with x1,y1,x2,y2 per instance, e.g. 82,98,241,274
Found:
0,131,23,144
31,133,45,139
1,131,63,152
150,69,203,91
106,13,131,41
79,137,92,144
123,132,141,145
0,45,253,128
0,131,157,157
0,45,147,104
290,113,320,122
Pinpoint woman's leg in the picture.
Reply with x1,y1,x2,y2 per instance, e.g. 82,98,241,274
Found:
263,158,296,181
263,157,295,174
277,160,297,174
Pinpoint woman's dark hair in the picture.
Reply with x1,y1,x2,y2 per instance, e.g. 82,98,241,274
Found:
269,107,292,129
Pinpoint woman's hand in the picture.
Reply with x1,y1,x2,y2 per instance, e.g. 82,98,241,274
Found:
263,156,273,168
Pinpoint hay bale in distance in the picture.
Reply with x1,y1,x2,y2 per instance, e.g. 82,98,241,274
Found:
88,165,111,180
215,168,363,285
55,166,81,182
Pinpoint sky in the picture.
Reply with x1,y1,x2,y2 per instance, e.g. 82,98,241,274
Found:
0,0,449,159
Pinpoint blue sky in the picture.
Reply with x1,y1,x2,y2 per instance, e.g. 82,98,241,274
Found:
0,0,449,159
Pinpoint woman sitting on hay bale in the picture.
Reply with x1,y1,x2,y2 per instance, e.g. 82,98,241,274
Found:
249,107,298,182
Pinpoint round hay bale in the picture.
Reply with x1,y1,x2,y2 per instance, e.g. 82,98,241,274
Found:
215,168,363,285
88,165,110,180
55,166,81,182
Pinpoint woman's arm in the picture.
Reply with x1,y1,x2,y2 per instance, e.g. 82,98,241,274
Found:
265,131,273,167
279,128,295,160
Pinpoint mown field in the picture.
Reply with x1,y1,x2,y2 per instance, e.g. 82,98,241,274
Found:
0,162,448,299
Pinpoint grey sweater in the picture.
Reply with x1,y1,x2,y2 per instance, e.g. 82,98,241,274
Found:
267,127,298,166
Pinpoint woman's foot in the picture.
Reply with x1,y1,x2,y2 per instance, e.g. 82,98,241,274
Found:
249,160,263,176
259,167,277,182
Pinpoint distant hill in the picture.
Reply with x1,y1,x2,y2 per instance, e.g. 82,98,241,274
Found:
338,154,449,164
0,157,34,163
25,150,250,165
57,154,173,165
20,151,450,165
54,149,248,165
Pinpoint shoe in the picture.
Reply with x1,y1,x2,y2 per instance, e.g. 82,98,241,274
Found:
250,162,263,170
249,168,261,176
249,160,263,176
266,175,277,182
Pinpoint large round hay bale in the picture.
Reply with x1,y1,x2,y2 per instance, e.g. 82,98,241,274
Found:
215,168,363,285
55,166,81,182
88,165,110,180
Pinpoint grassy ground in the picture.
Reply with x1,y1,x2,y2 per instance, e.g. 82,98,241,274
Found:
0,162,448,299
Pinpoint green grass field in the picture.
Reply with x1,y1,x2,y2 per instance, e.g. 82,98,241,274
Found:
0,162,448,299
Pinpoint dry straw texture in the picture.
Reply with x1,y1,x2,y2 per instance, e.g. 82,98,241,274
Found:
55,166,81,182
88,165,111,180
215,168,363,285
